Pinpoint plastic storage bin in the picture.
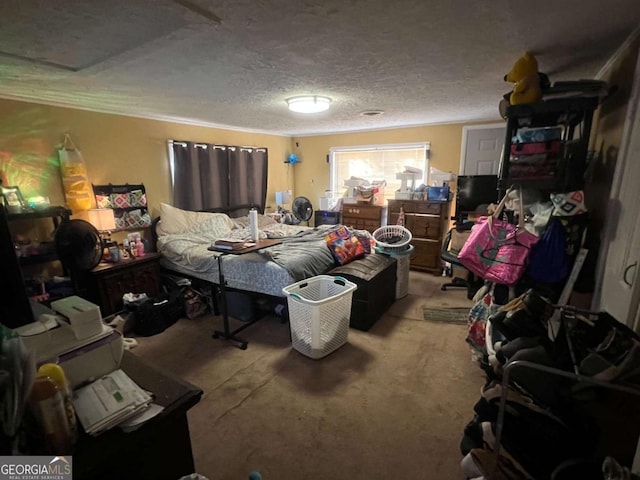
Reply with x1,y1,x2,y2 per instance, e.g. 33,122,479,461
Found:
376,244,414,299
282,275,357,359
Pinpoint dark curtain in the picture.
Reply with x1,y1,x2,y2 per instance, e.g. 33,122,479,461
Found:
170,141,267,214
228,147,268,216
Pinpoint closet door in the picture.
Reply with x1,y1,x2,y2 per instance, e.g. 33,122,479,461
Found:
459,124,505,175
598,54,640,330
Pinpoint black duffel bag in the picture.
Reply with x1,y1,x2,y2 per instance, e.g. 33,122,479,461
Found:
129,291,184,337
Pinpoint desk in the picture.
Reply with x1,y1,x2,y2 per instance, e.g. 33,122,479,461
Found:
207,239,282,349
73,351,203,480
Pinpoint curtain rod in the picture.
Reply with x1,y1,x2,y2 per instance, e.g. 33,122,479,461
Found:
168,140,267,152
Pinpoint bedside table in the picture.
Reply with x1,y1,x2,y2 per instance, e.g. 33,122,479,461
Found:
83,252,162,316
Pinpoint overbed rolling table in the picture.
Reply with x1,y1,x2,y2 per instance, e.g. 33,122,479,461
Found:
207,238,282,349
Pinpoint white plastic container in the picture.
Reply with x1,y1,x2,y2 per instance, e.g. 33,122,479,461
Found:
249,209,259,241
394,191,413,200
282,275,357,359
376,244,414,299
393,245,414,299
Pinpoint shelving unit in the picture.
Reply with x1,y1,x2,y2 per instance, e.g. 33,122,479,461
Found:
498,96,601,195
2,205,73,312
8,206,71,266
92,183,151,231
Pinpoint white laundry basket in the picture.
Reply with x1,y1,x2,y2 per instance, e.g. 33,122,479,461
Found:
282,275,357,359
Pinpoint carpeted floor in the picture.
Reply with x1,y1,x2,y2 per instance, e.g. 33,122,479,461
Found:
131,271,482,480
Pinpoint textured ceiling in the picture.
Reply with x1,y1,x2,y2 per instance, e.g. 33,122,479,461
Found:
1,0,639,136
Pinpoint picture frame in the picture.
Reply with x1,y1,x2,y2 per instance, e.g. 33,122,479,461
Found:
1,185,26,212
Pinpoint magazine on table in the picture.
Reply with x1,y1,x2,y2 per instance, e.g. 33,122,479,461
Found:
72,369,153,436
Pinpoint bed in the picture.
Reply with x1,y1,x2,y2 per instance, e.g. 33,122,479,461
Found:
153,203,348,349
154,203,339,298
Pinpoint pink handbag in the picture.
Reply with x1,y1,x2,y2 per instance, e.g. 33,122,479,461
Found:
458,187,539,285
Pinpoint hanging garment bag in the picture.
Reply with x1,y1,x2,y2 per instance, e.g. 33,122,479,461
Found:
58,134,93,213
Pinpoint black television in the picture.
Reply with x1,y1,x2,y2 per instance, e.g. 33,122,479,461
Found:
455,175,499,222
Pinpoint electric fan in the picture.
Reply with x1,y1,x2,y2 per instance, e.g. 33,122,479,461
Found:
291,196,314,226
54,219,103,274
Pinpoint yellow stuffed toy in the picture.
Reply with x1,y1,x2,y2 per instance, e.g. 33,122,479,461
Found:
504,52,542,105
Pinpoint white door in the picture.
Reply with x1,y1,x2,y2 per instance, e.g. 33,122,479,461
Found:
597,54,640,329
459,124,506,175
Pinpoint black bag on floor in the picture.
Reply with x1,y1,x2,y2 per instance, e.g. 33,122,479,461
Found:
130,291,184,336
183,287,209,319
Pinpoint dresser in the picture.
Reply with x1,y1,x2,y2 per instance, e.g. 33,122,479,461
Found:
387,200,450,274
341,204,384,234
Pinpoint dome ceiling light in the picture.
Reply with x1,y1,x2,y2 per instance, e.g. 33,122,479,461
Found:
286,95,331,113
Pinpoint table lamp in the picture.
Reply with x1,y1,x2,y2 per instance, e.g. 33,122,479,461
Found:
86,208,116,244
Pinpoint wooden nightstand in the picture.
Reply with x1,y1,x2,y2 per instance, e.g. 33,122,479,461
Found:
81,252,162,316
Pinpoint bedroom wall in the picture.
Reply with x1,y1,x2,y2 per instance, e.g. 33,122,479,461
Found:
0,98,293,217
290,121,499,217
0,96,496,220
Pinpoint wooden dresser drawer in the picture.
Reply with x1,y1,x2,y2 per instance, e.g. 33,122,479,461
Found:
415,203,443,215
342,219,381,234
407,214,442,240
410,239,442,272
388,200,444,215
342,204,383,234
342,204,382,220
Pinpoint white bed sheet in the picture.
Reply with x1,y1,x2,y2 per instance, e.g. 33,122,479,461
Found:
156,216,327,297
159,250,295,297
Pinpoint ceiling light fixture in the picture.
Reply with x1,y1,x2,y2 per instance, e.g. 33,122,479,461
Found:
286,95,331,113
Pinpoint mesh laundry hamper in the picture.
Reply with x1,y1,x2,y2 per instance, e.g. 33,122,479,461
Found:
372,225,412,253
282,275,357,359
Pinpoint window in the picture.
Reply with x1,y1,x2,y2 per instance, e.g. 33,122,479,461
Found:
330,143,430,198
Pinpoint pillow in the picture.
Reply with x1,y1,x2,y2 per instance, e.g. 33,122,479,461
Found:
233,213,277,230
156,203,234,236
352,229,373,254
188,215,236,238
325,226,365,266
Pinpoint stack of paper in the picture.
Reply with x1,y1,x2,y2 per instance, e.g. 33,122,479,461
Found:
71,369,152,436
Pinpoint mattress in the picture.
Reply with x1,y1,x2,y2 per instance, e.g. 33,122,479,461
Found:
159,250,295,297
